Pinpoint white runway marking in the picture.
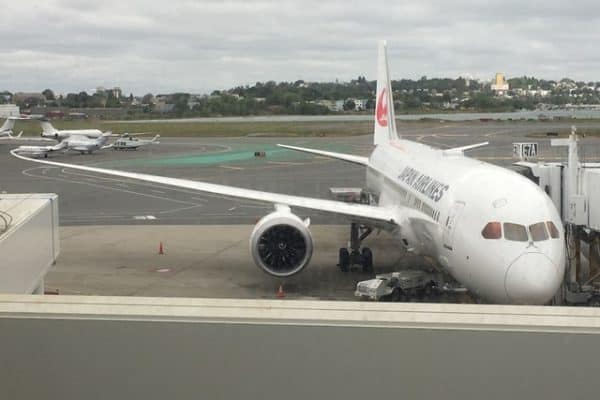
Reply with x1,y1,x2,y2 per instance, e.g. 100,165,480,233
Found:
267,160,306,166
219,165,244,170
158,204,203,215
133,215,157,220
57,167,259,203
22,167,199,206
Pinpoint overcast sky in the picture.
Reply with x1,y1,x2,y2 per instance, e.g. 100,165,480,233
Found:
1,0,599,95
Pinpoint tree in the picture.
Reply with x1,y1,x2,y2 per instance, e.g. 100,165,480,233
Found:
105,92,121,107
42,89,55,101
343,99,356,111
142,93,154,105
77,91,89,107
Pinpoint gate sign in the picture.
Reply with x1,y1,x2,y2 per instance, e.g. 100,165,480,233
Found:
513,142,538,160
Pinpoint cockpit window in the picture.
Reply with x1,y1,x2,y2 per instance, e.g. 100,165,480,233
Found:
546,221,560,239
503,223,528,242
529,222,549,241
481,222,502,239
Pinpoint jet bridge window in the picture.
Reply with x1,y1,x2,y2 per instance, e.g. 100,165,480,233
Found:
546,221,560,239
529,222,549,241
503,223,528,242
481,222,502,239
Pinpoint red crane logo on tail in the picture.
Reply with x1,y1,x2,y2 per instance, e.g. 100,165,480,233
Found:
376,88,388,127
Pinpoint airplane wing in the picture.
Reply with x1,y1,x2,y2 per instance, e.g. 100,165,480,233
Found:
277,144,369,166
10,150,415,227
443,142,489,155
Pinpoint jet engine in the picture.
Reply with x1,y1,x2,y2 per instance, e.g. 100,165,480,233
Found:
250,207,313,277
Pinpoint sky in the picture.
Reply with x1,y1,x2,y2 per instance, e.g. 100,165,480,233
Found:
2,0,600,95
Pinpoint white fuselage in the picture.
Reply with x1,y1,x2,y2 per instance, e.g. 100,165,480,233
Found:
113,139,149,150
65,134,109,153
366,139,565,304
42,129,104,140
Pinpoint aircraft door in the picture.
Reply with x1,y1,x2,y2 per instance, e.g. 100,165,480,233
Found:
443,201,465,251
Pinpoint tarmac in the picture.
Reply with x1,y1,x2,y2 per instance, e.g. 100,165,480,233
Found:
4,119,600,300
49,225,409,300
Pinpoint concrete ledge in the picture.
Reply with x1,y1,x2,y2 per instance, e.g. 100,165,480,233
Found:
1,294,599,333
2,295,599,399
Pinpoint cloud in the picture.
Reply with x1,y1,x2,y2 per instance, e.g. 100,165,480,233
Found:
2,0,600,94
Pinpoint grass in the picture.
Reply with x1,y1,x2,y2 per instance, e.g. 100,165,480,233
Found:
526,128,600,138
12,117,600,138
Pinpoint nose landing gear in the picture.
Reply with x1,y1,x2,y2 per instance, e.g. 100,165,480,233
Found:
338,222,374,273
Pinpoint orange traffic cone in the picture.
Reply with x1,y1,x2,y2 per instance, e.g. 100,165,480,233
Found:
158,241,164,255
276,284,285,298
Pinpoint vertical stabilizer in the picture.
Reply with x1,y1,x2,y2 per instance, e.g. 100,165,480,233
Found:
40,121,58,135
0,118,15,133
373,40,398,145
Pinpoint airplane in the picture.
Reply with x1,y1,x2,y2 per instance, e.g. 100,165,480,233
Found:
10,41,566,305
0,118,23,140
40,120,107,140
14,132,112,157
106,134,160,150
12,140,68,157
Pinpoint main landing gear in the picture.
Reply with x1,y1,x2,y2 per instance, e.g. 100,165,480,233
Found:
338,222,373,273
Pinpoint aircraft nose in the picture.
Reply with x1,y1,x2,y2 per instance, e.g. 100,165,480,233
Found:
504,252,561,304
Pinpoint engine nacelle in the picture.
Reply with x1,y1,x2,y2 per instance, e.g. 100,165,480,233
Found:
250,208,313,277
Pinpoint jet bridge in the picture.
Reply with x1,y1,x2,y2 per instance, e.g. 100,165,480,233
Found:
514,128,600,305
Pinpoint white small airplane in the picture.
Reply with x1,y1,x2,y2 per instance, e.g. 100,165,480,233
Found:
12,140,68,157
11,41,565,304
40,120,108,140
14,132,112,157
0,118,23,140
107,134,160,150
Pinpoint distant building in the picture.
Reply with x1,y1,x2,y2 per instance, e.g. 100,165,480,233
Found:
96,86,122,98
13,92,46,106
491,73,509,95
315,100,336,111
110,87,122,99
155,101,175,113
0,104,19,118
354,99,367,111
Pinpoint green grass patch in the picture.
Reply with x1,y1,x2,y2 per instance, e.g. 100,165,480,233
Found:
526,128,600,138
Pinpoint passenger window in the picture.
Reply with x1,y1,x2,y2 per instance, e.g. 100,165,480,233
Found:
503,223,528,242
481,222,502,239
546,221,560,239
529,222,549,241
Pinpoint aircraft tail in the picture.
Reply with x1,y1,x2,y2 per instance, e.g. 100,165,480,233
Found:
373,40,399,146
40,121,58,135
98,132,112,145
151,134,160,143
1,118,15,133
